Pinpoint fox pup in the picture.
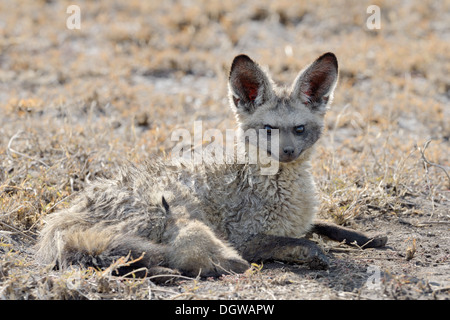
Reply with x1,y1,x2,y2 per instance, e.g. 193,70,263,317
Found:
36,53,387,277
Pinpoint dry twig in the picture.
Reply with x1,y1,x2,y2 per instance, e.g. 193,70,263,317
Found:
7,131,50,168
417,140,450,189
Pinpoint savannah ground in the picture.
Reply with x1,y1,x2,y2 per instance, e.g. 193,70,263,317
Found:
0,0,449,300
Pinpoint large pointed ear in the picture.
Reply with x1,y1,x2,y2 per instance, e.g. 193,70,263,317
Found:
228,55,273,114
291,52,338,114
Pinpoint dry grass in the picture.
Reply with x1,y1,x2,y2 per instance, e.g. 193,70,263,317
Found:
0,0,449,299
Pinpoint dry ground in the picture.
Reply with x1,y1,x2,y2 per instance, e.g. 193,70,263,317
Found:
0,0,449,300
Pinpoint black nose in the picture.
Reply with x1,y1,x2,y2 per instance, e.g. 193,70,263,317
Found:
283,147,294,155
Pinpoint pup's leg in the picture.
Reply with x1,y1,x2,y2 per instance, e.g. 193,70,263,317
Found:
163,219,250,277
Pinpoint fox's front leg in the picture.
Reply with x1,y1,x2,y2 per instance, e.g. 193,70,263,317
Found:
310,220,388,248
239,234,330,270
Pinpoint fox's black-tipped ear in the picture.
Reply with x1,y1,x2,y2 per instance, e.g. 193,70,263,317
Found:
229,54,273,114
291,52,338,113
162,196,170,212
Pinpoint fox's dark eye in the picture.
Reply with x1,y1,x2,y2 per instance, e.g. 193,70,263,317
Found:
295,125,305,135
264,125,273,135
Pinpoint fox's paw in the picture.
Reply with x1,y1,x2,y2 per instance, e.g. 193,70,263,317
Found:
277,238,330,270
147,266,181,284
290,239,329,270
182,251,250,278
306,250,330,270
208,255,250,277
362,234,388,248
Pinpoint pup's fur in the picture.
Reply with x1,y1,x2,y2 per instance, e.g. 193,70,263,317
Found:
36,53,387,277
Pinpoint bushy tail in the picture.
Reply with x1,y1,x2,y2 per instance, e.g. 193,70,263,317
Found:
64,230,168,276
36,217,168,276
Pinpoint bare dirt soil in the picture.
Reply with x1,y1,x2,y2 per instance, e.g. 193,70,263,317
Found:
0,0,449,300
